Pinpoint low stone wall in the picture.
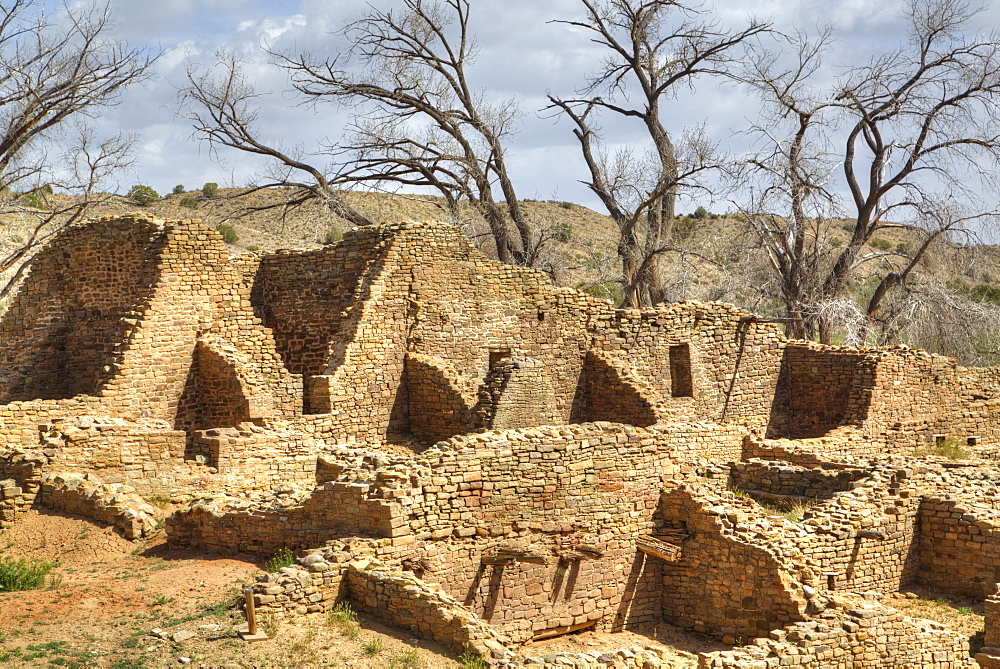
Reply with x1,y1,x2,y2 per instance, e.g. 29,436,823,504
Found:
0,478,32,526
729,460,868,503
189,424,317,488
698,601,975,668
658,485,809,643
37,417,195,495
0,448,45,526
347,559,514,661
917,496,1000,599
38,473,160,539
788,469,922,594
741,436,862,469
171,422,739,554
250,545,512,662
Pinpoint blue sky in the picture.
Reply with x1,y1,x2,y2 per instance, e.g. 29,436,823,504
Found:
39,0,1000,231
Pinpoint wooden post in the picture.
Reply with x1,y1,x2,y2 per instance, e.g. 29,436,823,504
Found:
244,587,257,635
237,587,268,641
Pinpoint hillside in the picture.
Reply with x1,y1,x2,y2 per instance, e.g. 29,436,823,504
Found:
0,186,998,363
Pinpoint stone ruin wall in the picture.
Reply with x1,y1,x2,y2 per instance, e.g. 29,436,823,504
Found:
701,601,976,668
169,421,755,643
0,217,301,436
0,216,997,666
240,221,794,447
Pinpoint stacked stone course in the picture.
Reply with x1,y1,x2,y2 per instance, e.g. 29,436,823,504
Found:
0,216,997,666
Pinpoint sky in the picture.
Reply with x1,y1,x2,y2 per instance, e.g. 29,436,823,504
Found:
34,0,1000,227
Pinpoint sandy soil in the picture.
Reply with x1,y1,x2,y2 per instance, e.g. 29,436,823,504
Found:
0,510,464,668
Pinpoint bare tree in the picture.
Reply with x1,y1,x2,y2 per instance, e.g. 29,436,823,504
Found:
181,55,374,229
182,0,541,265
549,0,769,307
0,0,156,300
740,0,1000,343
733,28,840,338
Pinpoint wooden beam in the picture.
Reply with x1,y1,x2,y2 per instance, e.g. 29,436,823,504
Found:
531,620,596,641
636,535,682,562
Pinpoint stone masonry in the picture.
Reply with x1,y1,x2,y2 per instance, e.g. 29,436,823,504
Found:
1,215,999,667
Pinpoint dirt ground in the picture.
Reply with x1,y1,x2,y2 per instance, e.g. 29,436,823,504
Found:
0,510,716,668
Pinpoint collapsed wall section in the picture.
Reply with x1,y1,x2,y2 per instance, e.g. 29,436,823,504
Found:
699,602,975,668
658,486,809,641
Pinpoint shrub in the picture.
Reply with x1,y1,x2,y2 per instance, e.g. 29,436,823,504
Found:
327,602,361,639
201,182,219,198
915,437,970,460
179,197,198,208
261,610,279,638
691,205,709,219
322,228,342,245
362,637,385,655
18,192,46,209
552,221,571,242
264,546,295,572
172,184,185,195
390,648,421,668
326,601,358,625
127,185,159,205
216,224,239,244
458,650,488,669
870,237,893,251
244,244,260,252
559,201,573,209
0,556,57,591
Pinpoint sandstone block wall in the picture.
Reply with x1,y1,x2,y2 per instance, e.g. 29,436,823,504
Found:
699,602,975,668
791,477,922,594
658,486,808,642
38,473,159,539
169,422,751,643
728,460,867,504
248,230,384,377
0,218,163,402
781,344,876,438
917,496,1000,598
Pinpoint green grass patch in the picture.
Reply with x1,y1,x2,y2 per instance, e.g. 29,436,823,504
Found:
0,555,58,591
264,547,296,573
915,437,970,460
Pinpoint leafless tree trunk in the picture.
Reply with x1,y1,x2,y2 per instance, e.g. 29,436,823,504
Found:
550,0,769,307
181,0,540,266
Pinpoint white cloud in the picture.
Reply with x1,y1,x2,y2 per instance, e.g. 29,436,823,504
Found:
43,0,996,214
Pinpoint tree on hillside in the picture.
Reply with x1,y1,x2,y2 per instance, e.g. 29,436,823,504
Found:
182,0,546,266
738,0,1000,344
548,0,769,307
0,0,155,300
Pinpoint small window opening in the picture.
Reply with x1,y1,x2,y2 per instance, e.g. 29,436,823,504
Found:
825,572,837,590
968,435,980,446
669,344,693,398
489,349,511,370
